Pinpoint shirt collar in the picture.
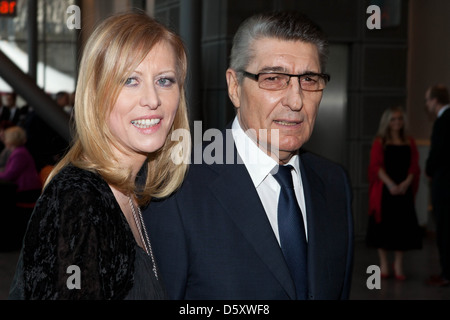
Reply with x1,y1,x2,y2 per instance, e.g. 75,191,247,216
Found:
231,117,300,188
437,104,450,118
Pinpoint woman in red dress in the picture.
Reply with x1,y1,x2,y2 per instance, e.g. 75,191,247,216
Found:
367,106,422,280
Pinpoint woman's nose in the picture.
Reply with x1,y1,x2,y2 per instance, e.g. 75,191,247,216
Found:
140,84,161,110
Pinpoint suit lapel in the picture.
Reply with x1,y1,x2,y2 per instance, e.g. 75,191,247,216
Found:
208,138,296,299
300,154,333,296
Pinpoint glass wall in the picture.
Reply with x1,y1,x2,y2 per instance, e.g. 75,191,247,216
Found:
0,0,78,95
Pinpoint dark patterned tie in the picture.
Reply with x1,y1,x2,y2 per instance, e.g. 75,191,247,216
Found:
273,165,308,300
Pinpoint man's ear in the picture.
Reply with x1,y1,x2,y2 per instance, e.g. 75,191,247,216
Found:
226,68,241,109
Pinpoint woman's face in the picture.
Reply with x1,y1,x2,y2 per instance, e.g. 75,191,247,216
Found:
389,111,404,133
108,41,180,165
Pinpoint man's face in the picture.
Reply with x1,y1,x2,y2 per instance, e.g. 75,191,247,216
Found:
3,93,15,107
227,38,324,164
424,88,436,115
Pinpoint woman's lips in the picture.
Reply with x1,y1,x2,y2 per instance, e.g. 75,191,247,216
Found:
131,118,161,129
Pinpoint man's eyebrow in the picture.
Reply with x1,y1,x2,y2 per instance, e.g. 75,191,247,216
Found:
258,66,287,73
257,66,318,74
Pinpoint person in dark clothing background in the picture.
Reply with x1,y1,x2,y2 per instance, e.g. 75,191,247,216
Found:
425,84,450,287
22,96,70,173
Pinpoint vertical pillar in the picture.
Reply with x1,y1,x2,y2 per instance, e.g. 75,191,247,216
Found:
27,0,38,81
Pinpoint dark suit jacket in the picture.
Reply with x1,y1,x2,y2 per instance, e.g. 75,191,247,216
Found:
144,130,354,300
426,107,450,204
9,105,29,125
0,106,10,122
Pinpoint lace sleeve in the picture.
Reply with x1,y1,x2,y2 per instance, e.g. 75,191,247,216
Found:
22,167,134,299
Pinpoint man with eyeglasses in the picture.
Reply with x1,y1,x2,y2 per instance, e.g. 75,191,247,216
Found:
144,11,354,300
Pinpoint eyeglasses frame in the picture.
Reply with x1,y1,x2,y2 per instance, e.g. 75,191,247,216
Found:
240,70,331,92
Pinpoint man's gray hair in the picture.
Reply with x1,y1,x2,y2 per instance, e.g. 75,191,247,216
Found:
229,11,329,82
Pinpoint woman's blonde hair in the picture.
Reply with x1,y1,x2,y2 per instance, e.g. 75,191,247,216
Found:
376,105,408,145
4,126,27,147
46,12,190,205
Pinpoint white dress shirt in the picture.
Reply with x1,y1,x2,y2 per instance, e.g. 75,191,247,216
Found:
8,105,18,122
231,117,308,244
437,104,450,118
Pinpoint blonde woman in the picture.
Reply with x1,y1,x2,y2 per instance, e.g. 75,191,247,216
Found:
9,12,190,299
0,126,42,200
367,106,422,280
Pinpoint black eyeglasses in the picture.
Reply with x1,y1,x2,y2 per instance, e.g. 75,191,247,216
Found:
241,71,330,92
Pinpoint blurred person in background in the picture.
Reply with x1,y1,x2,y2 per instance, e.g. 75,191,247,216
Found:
425,84,450,287
2,92,28,126
0,94,11,122
0,120,14,169
23,93,70,172
367,106,422,280
0,126,42,203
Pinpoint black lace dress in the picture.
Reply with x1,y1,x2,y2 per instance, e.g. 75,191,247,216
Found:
8,165,166,300
366,145,422,250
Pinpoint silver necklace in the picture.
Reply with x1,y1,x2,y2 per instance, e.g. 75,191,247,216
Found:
128,196,158,280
